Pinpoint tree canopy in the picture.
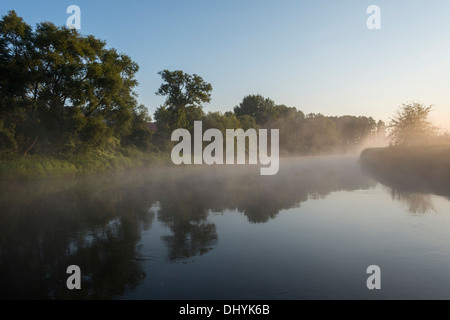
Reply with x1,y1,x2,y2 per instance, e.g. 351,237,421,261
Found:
0,10,151,157
155,70,212,129
153,70,212,150
388,102,438,146
0,11,389,164
234,94,276,125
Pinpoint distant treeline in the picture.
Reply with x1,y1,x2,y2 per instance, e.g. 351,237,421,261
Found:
154,93,386,156
0,11,385,166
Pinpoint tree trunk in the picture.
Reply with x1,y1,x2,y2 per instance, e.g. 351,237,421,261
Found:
23,135,39,156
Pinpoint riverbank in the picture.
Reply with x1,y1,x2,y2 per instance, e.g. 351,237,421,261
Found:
359,145,450,195
0,148,171,180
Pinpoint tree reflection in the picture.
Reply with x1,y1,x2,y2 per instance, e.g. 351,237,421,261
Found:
155,186,218,261
0,155,376,298
161,222,217,261
0,177,154,299
150,156,376,225
360,158,445,214
390,190,437,214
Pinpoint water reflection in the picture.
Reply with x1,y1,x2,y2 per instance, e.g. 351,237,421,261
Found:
156,194,218,261
0,178,153,299
389,190,437,214
0,155,375,299
147,156,376,224
360,159,446,214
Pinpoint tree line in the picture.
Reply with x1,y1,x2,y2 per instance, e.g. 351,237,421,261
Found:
0,11,386,161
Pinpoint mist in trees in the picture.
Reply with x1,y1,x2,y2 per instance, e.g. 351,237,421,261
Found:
387,102,439,146
360,101,450,204
1,11,387,164
153,76,386,156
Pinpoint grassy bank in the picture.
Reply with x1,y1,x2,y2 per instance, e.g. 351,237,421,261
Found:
359,144,450,195
0,148,171,180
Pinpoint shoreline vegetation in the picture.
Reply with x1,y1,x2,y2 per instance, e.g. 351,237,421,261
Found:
2,12,449,183
0,150,363,181
0,148,171,180
0,11,387,180
359,102,450,197
359,143,450,197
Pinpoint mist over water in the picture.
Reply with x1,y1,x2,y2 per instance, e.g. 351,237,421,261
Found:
1,155,450,299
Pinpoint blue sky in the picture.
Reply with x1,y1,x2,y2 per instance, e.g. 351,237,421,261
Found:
2,0,450,129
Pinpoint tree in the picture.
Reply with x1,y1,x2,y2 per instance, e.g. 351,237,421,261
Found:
300,114,339,154
0,10,35,156
0,10,145,157
332,116,376,149
388,102,438,146
266,104,298,121
376,120,386,143
203,111,240,135
122,105,156,151
236,115,257,131
233,95,275,125
263,106,305,155
155,70,212,131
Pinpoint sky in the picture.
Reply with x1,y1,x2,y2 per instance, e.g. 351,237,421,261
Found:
2,0,450,130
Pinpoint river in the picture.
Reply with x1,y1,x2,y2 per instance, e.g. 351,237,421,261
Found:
1,155,450,299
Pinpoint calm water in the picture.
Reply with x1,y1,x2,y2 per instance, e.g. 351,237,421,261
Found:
1,155,450,300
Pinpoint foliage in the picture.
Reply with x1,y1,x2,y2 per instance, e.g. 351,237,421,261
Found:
360,141,450,199
0,11,391,179
388,102,438,146
153,70,211,150
155,69,212,130
234,94,276,125
0,148,170,180
0,10,153,158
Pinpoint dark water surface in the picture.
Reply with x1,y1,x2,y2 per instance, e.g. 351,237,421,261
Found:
1,155,450,299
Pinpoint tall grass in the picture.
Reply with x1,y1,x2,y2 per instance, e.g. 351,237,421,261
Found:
0,148,171,180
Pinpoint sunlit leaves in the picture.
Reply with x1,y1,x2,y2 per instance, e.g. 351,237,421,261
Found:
388,102,438,146
0,10,145,156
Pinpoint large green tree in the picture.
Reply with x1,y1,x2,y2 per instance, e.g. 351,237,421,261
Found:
155,70,212,130
0,10,147,157
153,70,212,149
0,11,34,156
233,94,275,125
